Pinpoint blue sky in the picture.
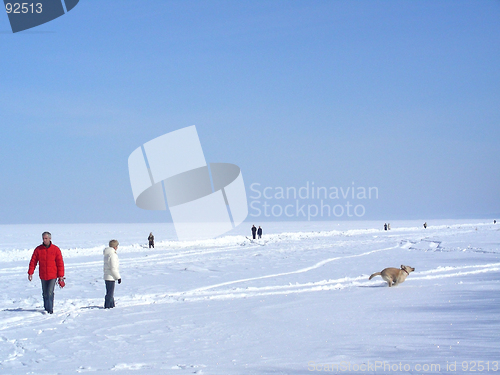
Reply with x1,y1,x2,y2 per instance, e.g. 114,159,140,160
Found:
1,0,499,224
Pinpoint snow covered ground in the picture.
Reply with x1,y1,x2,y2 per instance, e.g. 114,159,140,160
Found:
0,220,499,374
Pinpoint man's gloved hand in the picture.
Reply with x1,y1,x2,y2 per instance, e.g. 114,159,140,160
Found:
58,277,65,288
118,279,122,284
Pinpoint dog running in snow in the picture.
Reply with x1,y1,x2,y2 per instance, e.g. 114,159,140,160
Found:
369,265,415,287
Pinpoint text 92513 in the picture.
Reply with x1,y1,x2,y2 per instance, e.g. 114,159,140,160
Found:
5,3,42,14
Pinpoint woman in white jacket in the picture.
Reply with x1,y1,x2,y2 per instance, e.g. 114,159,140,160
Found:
103,239,121,309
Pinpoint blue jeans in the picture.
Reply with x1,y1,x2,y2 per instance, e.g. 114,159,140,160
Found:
41,279,56,313
105,280,116,308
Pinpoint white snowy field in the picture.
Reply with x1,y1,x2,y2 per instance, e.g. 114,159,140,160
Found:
0,220,499,374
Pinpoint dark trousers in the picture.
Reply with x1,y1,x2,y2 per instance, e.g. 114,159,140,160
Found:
105,280,116,308
41,279,56,313
149,241,154,248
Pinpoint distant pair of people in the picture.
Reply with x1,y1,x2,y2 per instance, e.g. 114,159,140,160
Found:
251,225,263,239
384,223,391,231
28,232,122,313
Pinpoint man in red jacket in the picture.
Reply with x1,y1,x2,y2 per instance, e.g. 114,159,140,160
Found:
28,232,65,314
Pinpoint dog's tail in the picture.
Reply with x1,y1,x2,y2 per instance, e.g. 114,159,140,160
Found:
369,272,381,280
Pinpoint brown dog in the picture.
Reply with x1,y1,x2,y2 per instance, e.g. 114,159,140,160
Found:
369,265,415,287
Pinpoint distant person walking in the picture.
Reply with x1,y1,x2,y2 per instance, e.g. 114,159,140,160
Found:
494,220,497,224
384,223,387,231
257,226,262,239
388,223,391,230
423,222,427,229
103,239,121,309
27,232,65,314
148,232,155,248
251,225,257,239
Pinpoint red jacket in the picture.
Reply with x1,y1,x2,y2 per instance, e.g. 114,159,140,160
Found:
28,243,65,280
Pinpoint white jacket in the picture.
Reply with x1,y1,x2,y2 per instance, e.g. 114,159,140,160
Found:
103,247,121,281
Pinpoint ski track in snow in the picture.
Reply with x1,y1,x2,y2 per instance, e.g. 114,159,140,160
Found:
140,261,500,304
188,244,401,292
